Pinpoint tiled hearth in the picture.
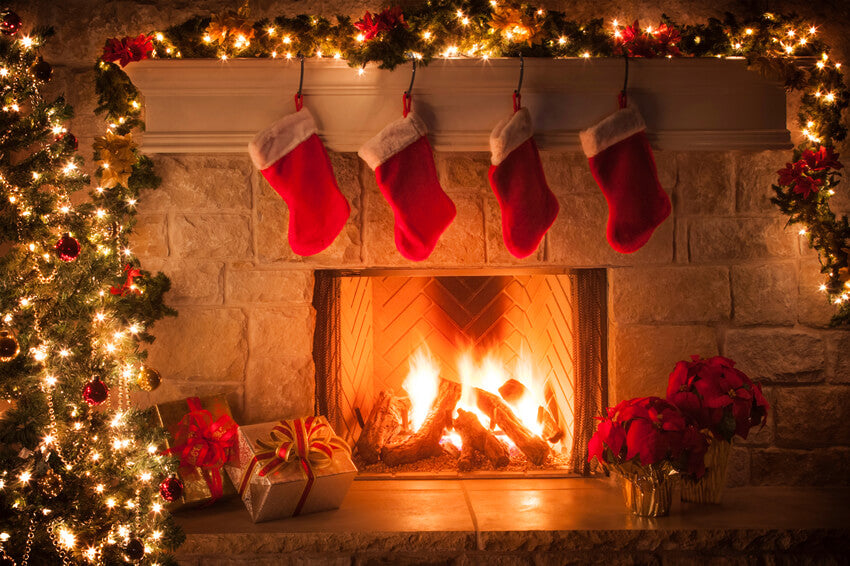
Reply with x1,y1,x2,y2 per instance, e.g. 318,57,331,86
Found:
174,479,850,565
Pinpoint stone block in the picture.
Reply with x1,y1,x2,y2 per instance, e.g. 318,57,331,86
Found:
750,447,850,485
226,267,313,305
610,266,730,323
734,150,787,214
610,324,718,402
675,152,735,215
150,155,252,212
724,329,825,382
145,308,247,382
256,171,361,265
161,261,224,305
130,214,169,258
439,153,491,192
247,306,315,359
539,151,597,195
363,180,486,266
548,193,674,267
797,257,836,327
484,198,545,264
731,263,796,326
688,218,796,262
725,446,751,488
173,214,252,259
243,356,315,424
653,150,679,191
828,332,850,383
774,386,850,447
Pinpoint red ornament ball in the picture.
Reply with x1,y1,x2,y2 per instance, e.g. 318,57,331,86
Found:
62,132,78,151
32,58,52,81
123,538,145,561
158,475,184,502
82,378,108,406
54,234,81,262
0,11,21,36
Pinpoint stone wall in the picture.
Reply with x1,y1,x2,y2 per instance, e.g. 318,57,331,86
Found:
10,0,850,485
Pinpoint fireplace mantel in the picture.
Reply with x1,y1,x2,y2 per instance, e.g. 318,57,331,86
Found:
125,58,790,153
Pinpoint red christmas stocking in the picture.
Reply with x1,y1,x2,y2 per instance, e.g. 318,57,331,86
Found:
579,102,671,254
359,112,456,261
488,107,559,258
249,108,350,256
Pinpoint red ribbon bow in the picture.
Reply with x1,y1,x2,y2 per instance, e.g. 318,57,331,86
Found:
165,397,238,502
238,417,350,516
110,264,142,296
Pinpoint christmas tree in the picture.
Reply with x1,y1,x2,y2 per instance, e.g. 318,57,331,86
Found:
0,11,183,565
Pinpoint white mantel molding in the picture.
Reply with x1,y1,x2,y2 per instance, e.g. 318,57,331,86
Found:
124,57,790,153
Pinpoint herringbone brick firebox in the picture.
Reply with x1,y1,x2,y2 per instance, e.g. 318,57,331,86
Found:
313,269,606,475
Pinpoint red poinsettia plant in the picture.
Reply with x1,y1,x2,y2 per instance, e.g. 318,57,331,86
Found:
102,34,154,67
776,146,843,199
354,6,407,41
588,396,708,479
613,21,681,58
666,355,769,443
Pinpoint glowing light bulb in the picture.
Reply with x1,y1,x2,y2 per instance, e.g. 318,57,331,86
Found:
356,33,365,42
155,32,164,42
745,28,753,35
357,67,365,76
20,36,34,49
798,228,807,235
558,36,567,45
19,471,31,483
58,528,75,550
283,36,292,44
582,52,591,58
267,27,276,36
106,498,116,508
203,34,212,43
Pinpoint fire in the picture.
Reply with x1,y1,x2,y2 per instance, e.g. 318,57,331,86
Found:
402,347,440,431
405,344,552,447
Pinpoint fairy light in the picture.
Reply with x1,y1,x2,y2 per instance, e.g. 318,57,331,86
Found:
357,67,365,76
62,162,77,174
267,26,276,36
798,228,807,235
105,498,116,509
58,528,76,550
0,68,7,76
745,28,754,35
203,34,212,43
271,51,277,58
147,444,157,454
283,36,292,44
151,502,162,513
20,36,34,49
19,471,31,484
422,31,432,40
819,284,828,292
558,36,566,45
825,92,836,103
582,51,591,58
461,16,470,26
85,547,98,561
220,54,228,61
155,32,164,42
356,33,365,42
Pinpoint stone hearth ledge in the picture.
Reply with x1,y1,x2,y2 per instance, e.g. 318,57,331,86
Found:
174,478,850,565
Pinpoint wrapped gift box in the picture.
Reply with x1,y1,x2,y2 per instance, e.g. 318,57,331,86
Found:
225,416,357,522
150,395,238,510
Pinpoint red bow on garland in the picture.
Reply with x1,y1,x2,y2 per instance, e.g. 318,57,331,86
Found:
238,417,350,515
165,397,239,502
110,264,141,296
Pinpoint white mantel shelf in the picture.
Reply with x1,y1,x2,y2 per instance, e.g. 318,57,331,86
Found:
125,58,790,154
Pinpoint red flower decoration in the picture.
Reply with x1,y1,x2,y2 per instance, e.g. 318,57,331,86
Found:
614,21,681,58
666,355,769,442
777,146,843,199
102,34,154,67
355,6,407,41
588,396,707,477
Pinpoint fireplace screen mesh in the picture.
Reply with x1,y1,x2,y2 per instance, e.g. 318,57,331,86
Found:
314,269,607,476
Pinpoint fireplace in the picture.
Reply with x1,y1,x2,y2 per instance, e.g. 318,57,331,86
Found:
312,269,607,476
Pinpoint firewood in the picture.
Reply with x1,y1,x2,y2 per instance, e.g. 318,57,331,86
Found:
498,378,528,404
355,390,410,464
475,388,550,466
537,406,565,444
454,408,510,470
381,378,461,466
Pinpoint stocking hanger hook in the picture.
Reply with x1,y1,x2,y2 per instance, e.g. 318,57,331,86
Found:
402,56,417,117
404,57,417,99
294,53,305,111
619,53,629,108
512,53,524,112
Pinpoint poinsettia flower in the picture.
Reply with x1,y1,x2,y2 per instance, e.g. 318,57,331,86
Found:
803,146,843,171
354,11,382,40
355,6,407,41
792,174,824,198
102,34,153,67
614,20,681,58
626,418,666,465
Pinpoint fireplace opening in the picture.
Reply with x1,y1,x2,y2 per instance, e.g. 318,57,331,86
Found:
313,269,607,477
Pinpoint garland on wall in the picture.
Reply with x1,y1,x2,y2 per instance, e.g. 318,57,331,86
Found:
93,1,850,325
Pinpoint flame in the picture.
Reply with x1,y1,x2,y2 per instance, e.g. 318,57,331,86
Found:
402,346,440,431
403,342,553,444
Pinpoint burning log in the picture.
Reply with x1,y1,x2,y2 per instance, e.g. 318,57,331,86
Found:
475,388,550,466
454,408,510,471
498,378,564,445
356,390,411,464
538,406,564,444
381,378,461,467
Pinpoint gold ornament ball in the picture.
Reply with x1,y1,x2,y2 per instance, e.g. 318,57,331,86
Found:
137,366,162,391
38,468,63,498
0,328,20,362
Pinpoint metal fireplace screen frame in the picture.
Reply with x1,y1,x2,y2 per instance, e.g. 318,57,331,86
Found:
313,269,607,475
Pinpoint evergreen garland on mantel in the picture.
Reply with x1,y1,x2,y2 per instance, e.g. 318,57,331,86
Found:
93,2,850,325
